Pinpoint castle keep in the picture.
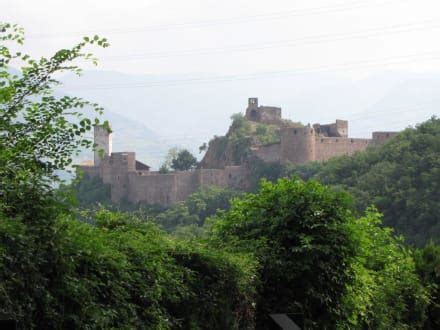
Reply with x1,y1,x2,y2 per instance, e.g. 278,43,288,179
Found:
79,98,397,206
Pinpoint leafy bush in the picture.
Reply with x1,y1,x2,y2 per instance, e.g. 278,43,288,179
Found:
155,186,240,233
414,242,440,328
69,172,111,206
0,209,257,329
211,178,357,328
342,208,430,329
210,178,431,329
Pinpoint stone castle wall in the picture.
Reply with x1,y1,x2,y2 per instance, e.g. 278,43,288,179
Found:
79,160,248,207
78,98,398,206
314,137,371,162
127,172,178,206
254,143,281,163
280,126,316,165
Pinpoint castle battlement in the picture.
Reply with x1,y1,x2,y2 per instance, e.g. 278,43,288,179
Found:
79,98,398,206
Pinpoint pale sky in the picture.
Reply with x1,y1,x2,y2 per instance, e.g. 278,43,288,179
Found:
5,0,440,78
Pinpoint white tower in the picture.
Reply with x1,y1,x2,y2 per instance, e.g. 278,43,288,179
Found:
94,124,112,166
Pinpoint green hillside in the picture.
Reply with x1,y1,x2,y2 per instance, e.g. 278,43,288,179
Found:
289,117,440,246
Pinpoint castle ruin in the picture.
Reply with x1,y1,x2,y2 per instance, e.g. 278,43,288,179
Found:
79,98,398,206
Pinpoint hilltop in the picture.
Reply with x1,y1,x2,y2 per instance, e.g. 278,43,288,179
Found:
77,97,396,206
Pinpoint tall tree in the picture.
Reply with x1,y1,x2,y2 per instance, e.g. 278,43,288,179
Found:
171,149,197,171
211,178,357,328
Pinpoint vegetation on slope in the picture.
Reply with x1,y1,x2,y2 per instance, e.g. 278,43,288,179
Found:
201,113,283,167
2,23,439,329
285,117,440,246
210,178,430,329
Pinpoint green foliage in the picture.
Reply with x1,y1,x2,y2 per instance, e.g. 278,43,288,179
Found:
225,114,281,164
342,208,430,329
210,178,432,329
211,178,357,328
247,157,288,190
0,24,256,329
162,147,198,171
0,209,257,328
171,149,198,171
158,163,170,174
414,242,440,328
2,22,438,329
69,171,111,207
155,186,240,234
255,123,280,145
0,22,108,217
288,117,440,246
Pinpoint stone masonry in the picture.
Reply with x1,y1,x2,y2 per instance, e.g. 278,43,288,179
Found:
78,98,398,206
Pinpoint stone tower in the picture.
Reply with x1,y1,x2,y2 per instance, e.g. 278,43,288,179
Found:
94,124,112,166
245,97,282,124
280,125,316,164
245,97,260,121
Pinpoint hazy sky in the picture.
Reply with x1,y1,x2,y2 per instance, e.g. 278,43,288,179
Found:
5,0,440,78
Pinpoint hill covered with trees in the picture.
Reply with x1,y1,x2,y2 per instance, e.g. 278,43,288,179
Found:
286,117,440,246
1,23,439,329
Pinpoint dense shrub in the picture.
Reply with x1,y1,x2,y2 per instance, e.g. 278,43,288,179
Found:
0,209,257,329
210,178,430,329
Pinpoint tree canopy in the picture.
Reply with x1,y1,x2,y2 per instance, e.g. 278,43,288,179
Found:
288,117,440,246
171,149,198,171
210,178,431,329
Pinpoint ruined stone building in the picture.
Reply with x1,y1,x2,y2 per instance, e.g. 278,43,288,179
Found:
79,98,398,206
